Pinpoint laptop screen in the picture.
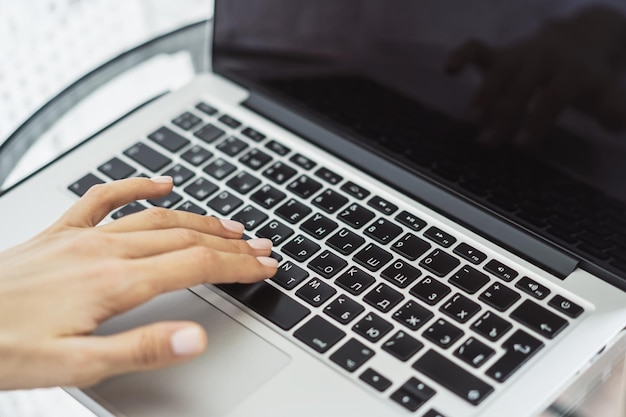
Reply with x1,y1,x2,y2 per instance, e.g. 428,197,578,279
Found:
212,1,626,279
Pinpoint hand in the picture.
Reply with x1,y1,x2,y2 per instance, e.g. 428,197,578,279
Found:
446,6,626,146
0,177,278,390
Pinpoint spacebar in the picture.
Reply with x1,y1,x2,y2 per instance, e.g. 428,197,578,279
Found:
216,281,311,330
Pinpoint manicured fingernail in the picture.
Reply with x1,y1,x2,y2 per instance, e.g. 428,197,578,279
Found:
257,256,278,268
220,219,244,233
150,176,173,184
247,238,273,250
170,327,205,356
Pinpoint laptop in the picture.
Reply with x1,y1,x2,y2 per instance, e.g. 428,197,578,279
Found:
2,1,626,416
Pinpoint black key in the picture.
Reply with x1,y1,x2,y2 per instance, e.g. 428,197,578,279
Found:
171,111,201,131
124,142,171,172
419,249,460,277
424,409,447,417
112,201,146,219
241,126,266,142
337,203,375,229
308,250,348,279
454,242,487,265
367,195,398,215
231,205,268,231
271,261,309,290
98,157,135,180
359,368,392,392
296,278,336,307
324,295,365,324
548,295,584,318
510,299,569,339
471,310,512,341
290,153,316,170
250,184,286,209
226,171,261,194
484,259,518,282
288,175,323,199
352,312,393,342
312,189,349,214
68,173,104,197
364,218,402,245
282,234,320,262
194,123,225,144
395,210,427,232
256,219,294,246
195,101,218,116
218,114,241,129
330,338,375,372
315,166,342,185
486,329,544,383
276,199,312,224
181,145,213,166
148,125,189,152
327,228,365,255
381,259,421,289
300,213,338,239
424,226,457,248
364,283,404,313
393,300,434,331
409,276,451,306
391,377,436,412
516,276,551,300
454,337,495,368
479,282,521,311
353,243,393,272
207,191,243,215
162,164,194,186
335,266,376,295
263,161,297,185
294,315,345,353
204,158,236,180
423,318,464,348
176,200,206,215
216,136,248,157
216,281,310,330
239,148,272,170
449,265,490,294
148,191,182,209
382,330,423,361
391,233,431,261
265,139,290,156
184,177,218,201
341,181,371,200
441,293,481,323
414,350,494,405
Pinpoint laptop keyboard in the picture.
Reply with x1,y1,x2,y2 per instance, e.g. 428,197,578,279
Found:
68,102,585,415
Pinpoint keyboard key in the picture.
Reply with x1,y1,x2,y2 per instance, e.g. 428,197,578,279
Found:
68,173,104,197
471,310,512,341
414,350,494,405
194,123,225,144
263,161,298,185
195,101,218,115
364,218,402,245
449,265,490,294
330,338,375,372
256,219,294,246
308,250,348,278
479,282,521,311
353,312,393,342
367,195,398,215
175,201,206,215
510,299,569,339
486,329,544,383
231,205,268,231
423,318,464,348
548,295,584,318
454,337,495,368
393,300,434,331
315,166,342,185
288,175,323,198
410,276,451,306
294,315,345,353
216,281,310,330
282,234,320,262
204,158,236,180
359,368,392,392
162,164,194,186
312,189,349,214
335,266,376,295
337,203,375,229
171,111,202,131
382,331,423,361
300,213,338,239
341,181,370,200
419,249,461,277
148,191,182,209
381,259,421,289
149,126,190,153
216,136,248,157
391,233,431,261
112,201,146,219
271,261,309,290
364,283,404,313
454,242,487,264
98,157,135,180
484,259,518,282
218,114,242,129
395,210,427,232
241,126,266,142
226,171,262,194
327,228,365,255
124,142,171,172
276,199,313,224
207,191,243,215
184,177,218,201
353,243,393,272
424,409,447,417
424,226,457,248
324,295,365,324
265,139,290,156
290,153,316,170
181,145,213,166
250,184,286,209
296,278,336,307
441,293,481,323
516,276,551,300
239,148,273,170
390,377,435,412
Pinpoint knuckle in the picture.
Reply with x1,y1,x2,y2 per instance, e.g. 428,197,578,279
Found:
83,182,110,200
132,330,166,368
173,228,201,246
144,207,172,225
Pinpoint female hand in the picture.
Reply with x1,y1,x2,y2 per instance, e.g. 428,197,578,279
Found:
0,176,278,390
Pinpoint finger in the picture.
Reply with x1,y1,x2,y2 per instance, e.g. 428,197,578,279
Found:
99,207,244,238
59,177,174,228
445,39,495,74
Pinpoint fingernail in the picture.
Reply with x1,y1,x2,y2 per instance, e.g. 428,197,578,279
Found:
247,238,273,250
257,256,278,268
170,327,205,356
150,176,173,184
220,219,244,233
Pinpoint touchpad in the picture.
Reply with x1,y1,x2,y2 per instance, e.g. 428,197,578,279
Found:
88,288,290,417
